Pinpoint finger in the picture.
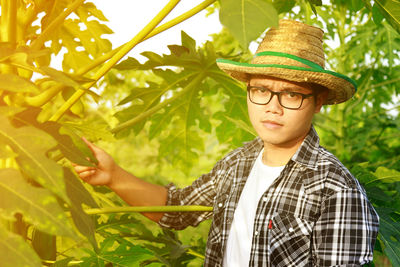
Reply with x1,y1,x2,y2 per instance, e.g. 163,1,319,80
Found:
82,137,103,154
74,165,96,173
78,169,97,180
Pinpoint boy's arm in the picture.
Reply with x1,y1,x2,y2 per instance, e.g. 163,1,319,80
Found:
73,138,168,222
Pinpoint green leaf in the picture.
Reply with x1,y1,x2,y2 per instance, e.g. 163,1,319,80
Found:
368,167,400,184
0,224,41,267
32,230,56,260
0,114,68,202
208,70,254,147
0,73,39,93
64,168,98,250
77,2,109,22
39,66,100,100
223,116,257,137
219,0,279,48
375,0,400,34
376,208,400,267
50,257,74,267
13,108,96,166
273,0,296,14
0,168,75,237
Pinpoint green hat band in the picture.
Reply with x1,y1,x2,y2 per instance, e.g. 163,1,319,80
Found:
217,51,357,91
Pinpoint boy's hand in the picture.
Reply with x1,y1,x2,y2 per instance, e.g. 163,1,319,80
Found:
73,137,117,187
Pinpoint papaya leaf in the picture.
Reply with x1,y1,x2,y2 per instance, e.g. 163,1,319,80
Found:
64,168,98,250
367,167,400,185
62,115,114,142
375,0,400,34
0,73,39,93
0,224,41,267
376,208,400,267
13,108,96,166
0,168,75,237
64,167,98,209
39,66,100,100
219,0,279,48
223,116,257,137
50,257,74,266
76,2,109,22
0,114,68,202
32,230,56,261
208,70,253,146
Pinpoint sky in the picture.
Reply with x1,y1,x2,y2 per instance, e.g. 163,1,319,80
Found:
94,0,223,61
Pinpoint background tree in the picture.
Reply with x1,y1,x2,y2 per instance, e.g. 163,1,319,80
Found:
0,0,399,265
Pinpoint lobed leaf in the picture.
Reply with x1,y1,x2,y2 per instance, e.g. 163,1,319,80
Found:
0,224,41,267
64,168,98,250
376,208,400,267
0,168,75,237
0,114,68,202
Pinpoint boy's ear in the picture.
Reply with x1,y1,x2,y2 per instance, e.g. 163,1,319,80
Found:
314,90,329,113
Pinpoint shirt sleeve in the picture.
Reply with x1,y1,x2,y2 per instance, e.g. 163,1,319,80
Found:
158,158,228,230
312,188,379,266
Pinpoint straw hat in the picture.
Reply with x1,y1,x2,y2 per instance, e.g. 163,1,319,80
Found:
216,19,357,105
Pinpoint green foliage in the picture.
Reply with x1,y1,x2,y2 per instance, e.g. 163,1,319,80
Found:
374,0,400,34
112,31,254,171
0,224,42,267
0,0,399,266
219,0,279,48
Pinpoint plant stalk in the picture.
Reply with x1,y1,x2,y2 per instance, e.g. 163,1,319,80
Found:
111,71,206,134
0,0,18,74
49,0,181,122
77,0,215,76
83,205,213,215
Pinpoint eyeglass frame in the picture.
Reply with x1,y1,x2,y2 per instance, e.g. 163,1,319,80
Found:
247,85,316,110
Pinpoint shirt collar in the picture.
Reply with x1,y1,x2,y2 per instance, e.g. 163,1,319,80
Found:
291,126,320,170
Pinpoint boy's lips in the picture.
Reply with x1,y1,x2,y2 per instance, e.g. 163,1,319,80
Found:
261,120,283,129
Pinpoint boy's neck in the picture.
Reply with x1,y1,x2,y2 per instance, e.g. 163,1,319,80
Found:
262,139,304,167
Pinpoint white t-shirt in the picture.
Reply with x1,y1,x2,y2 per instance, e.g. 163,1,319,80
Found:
223,149,285,267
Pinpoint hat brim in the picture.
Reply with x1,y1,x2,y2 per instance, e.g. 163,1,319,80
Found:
216,59,357,105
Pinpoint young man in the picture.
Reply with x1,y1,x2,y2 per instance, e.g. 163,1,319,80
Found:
74,20,379,266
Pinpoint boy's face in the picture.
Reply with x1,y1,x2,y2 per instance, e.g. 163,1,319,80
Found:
247,75,325,149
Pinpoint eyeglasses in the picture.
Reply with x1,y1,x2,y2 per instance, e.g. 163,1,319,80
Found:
247,86,315,110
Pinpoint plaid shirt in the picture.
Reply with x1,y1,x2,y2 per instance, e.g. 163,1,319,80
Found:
159,127,379,266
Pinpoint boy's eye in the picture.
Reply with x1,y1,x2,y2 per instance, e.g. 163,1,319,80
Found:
286,92,299,97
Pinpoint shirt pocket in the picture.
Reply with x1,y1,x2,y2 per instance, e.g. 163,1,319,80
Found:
269,213,314,266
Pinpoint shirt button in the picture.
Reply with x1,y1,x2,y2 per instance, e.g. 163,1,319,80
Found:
254,231,259,236
262,197,268,202
218,203,223,208
289,227,294,232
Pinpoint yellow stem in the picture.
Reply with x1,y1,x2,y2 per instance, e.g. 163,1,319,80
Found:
30,0,85,51
49,0,181,122
83,205,213,215
1,0,18,74
25,84,65,107
77,0,215,76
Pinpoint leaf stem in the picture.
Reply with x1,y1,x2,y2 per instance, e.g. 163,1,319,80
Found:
110,71,206,134
0,0,18,74
187,248,206,259
49,0,181,122
77,0,216,75
83,205,213,215
30,0,85,51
